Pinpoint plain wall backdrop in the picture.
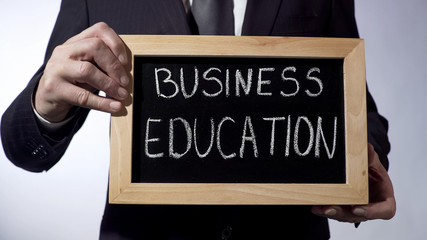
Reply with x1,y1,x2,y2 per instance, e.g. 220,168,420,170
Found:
1,0,426,239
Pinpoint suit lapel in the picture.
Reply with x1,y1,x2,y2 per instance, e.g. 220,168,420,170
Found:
242,0,282,36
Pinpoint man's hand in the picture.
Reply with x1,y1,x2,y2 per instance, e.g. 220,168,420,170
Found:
35,22,130,122
311,144,396,223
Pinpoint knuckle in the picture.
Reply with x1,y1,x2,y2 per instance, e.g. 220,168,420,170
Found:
93,22,112,40
103,79,117,93
88,37,105,51
42,64,65,94
52,44,66,56
94,22,109,31
49,46,69,66
76,90,90,107
109,40,122,52
41,77,57,94
109,60,122,72
97,97,107,111
78,61,93,78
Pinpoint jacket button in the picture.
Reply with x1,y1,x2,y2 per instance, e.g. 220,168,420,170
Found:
26,139,48,160
31,144,48,160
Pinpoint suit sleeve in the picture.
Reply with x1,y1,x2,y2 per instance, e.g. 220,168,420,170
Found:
1,0,91,172
328,0,391,169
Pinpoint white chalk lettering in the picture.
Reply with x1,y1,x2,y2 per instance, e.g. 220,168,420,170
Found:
143,115,339,160
217,117,237,159
193,118,215,158
180,67,199,99
285,115,291,157
263,117,286,156
280,66,299,97
153,66,327,99
145,118,164,158
155,68,179,98
240,116,259,158
294,116,314,156
235,69,253,96
169,117,192,159
315,116,337,159
257,68,274,96
225,69,230,97
202,67,223,97
305,67,323,97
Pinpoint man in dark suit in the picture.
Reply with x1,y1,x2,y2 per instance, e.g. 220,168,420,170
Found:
1,0,395,239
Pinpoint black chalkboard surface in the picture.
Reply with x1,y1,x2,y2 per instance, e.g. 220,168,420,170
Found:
109,35,368,205
132,57,345,183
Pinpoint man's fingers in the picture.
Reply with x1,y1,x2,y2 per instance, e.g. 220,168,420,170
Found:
58,82,122,113
66,37,129,87
312,205,367,223
35,22,130,122
64,60,128,101
50,37,129,101
311,205,325,216
65,22,128,65
311,145,396,223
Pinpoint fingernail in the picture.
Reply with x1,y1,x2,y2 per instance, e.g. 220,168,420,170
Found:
353,208,366,217
325,208,337,217
118,54,127,64
120,76,129,86
110,102,122,111
118,88,128,99
110,101,121,111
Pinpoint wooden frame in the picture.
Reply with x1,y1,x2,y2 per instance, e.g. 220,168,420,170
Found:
110,35,368,205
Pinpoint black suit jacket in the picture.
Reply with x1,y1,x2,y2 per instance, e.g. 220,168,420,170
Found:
2,0,390,239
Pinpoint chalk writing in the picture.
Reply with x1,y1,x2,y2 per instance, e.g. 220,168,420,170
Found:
132,57,345,183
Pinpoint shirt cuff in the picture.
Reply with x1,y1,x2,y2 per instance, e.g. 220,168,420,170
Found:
31,93,76,135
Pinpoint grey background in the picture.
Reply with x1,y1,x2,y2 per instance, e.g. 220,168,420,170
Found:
1,0,426,239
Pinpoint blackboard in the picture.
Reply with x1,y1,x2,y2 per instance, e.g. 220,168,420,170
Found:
132,57,345,184
110,35,368,205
